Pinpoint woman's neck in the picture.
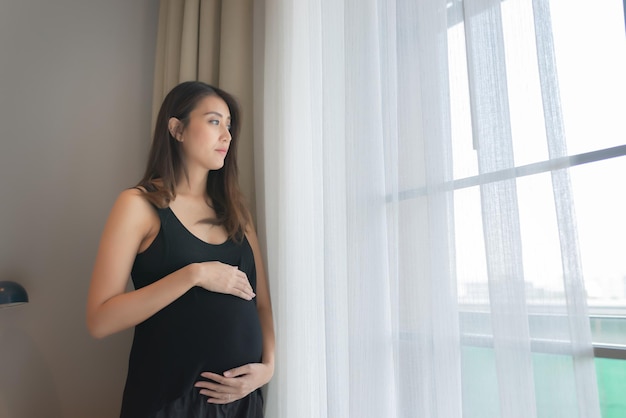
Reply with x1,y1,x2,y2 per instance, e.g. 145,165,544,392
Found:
175,168,209,199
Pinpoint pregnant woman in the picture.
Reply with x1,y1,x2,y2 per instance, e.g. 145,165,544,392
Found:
86,81,275,418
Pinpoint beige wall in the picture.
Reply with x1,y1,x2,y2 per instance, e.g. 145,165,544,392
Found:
0,1,159,417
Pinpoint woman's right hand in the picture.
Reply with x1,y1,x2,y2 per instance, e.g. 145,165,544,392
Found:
191,262,255,300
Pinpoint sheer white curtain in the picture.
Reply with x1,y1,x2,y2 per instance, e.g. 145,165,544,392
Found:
253,0,601,417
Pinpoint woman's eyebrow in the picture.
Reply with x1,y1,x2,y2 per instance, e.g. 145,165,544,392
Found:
203,111,231,120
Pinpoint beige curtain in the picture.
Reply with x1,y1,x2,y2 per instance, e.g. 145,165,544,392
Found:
152,0,255,216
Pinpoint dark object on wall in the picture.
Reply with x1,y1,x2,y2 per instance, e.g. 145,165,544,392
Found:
0,281,29,308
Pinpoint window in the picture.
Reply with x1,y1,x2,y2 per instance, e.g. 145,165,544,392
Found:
446,0,626,337
445,0,626,416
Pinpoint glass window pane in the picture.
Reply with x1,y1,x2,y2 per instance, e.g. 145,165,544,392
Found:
455,186,489,306
517,173,566,311
448,20,478,180
533,353,578,418
461,346,500,418
570,156,626,315
501,0,550,167
551,0,626,155
462,347,585,417
596,357,626,418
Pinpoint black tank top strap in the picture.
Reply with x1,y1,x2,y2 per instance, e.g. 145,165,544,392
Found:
130,185,170,224
154,206,171,228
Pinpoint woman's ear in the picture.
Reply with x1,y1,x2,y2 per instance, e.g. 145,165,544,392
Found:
168,117,183,141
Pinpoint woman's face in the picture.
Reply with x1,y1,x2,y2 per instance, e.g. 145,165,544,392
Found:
177,95,232,171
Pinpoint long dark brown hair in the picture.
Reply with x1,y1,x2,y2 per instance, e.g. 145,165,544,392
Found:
137,81,250,241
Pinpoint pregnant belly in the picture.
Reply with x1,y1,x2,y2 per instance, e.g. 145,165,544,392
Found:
123,287,263,415
194,290,264,373
136,288,263,376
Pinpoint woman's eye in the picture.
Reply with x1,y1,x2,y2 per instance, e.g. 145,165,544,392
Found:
226,124,232,131
209,119,220,126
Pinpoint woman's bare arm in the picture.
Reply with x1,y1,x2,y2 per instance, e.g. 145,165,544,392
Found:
86,189,196,339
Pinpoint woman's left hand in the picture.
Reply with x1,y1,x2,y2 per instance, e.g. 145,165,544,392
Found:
194,363,274,404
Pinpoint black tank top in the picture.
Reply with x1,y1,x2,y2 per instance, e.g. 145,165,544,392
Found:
120,206,263,418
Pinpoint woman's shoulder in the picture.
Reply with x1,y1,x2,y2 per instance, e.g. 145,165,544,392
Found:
109,188,160,228
117,187,151,206
243,218,260,247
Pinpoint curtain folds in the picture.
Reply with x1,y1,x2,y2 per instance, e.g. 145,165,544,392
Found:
152,0,256,214
254,0,601,417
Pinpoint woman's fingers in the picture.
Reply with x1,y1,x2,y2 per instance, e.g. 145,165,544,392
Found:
233,268,254,299
195,373,244,404
195,262,255,300
196,388,239,404
228,267,253,299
